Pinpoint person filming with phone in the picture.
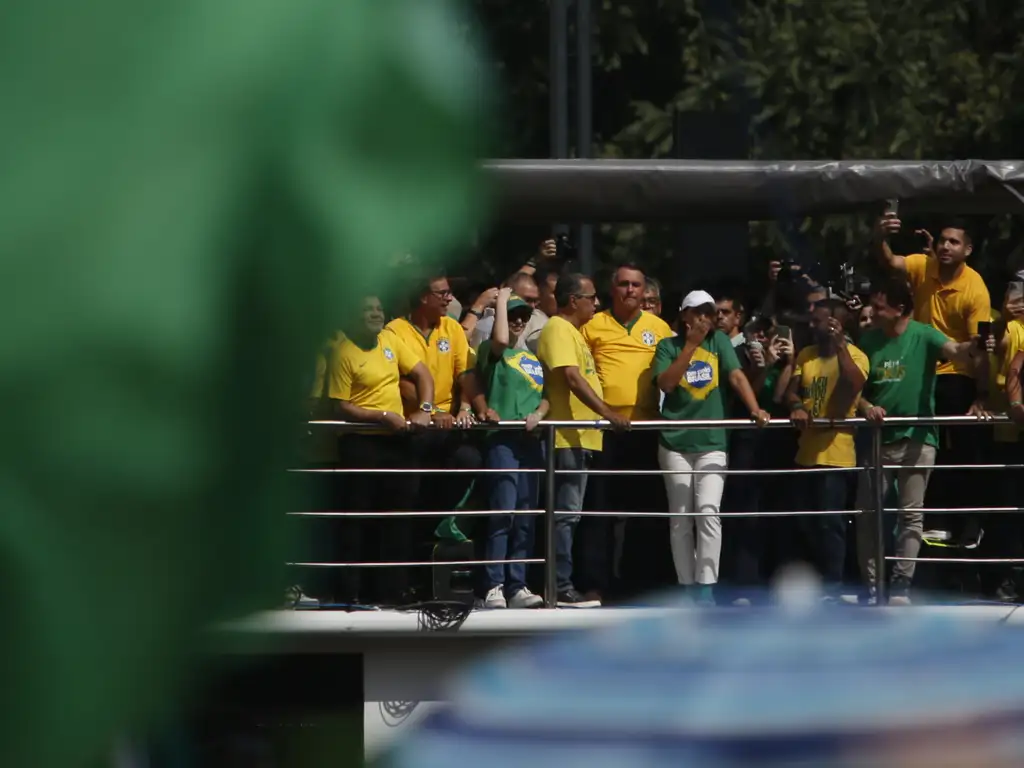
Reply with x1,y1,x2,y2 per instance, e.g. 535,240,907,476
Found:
785,300,869,599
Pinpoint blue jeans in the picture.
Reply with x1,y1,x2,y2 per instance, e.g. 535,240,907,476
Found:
484,434,544,594
555,448,592,592
796,466,850,592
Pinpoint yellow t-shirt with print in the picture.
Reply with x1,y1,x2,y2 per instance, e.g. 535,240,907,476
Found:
905,252,991,376
992,319,1024,443
537,315,604,452
327,333,419,415
793,344,870,468
385,315,469,415
581,309,673,419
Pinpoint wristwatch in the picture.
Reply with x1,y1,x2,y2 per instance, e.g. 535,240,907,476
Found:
467,308,484,319
419,402,434,414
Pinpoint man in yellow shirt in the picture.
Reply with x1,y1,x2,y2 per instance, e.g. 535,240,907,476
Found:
876,212,991,549
326,295,434,605
785,300,868,597
578,263,673,601
980,286,1024,600
537,273,627,607
386,273,484,557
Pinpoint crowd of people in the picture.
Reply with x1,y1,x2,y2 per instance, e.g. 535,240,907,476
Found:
299,212,1024,609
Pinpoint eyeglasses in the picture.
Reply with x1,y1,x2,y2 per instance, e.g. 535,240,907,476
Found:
428,289,453,299
641,297,660,309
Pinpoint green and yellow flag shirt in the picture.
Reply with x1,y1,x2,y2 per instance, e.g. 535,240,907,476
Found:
476,341,544,421
653,330,741,454
859,320,950,447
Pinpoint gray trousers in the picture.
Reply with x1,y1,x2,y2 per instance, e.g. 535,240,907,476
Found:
856,439,936,588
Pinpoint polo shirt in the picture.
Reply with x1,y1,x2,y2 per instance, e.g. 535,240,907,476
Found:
581,310,673,419
385,316,469,415
905,253,990,376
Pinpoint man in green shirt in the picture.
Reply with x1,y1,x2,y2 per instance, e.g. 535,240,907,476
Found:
855,278,984,605
653,290,769,604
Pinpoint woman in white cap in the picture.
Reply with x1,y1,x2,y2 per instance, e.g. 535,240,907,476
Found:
653,290,770,604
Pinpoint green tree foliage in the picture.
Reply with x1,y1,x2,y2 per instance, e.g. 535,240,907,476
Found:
476,0,1024,291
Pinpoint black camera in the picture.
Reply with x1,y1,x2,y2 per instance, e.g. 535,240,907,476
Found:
840,262,871,298
555,233,576,261
777,259,803,281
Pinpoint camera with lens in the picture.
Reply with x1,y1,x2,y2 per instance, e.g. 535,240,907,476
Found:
554,233,576,261
840,262,871,298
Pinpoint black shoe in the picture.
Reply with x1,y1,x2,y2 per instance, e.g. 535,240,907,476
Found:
556,588,601,608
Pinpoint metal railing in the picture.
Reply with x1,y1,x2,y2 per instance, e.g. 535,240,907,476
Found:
294,415,1019,607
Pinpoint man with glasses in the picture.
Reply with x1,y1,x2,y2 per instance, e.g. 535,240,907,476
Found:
578,264,673,602
641,277,663,318
387,274,483,583
537,273,628,607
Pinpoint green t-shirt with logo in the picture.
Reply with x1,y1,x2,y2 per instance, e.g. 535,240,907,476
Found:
654,330,741,453
477,341,545,421
859,320,950,447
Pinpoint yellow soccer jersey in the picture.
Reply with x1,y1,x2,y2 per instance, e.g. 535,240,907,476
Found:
386,315,469,415
582,309,673,419
327,333,419,415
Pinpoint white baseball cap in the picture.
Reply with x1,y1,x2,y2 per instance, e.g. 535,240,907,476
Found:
679,289,716,312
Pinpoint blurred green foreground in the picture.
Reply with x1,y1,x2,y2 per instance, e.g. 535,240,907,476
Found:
0,1,485,765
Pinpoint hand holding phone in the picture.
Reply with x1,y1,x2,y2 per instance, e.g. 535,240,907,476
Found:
976,320,992,351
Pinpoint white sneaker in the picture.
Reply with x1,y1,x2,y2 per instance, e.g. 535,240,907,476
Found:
508,587,544,609
483,585,507,609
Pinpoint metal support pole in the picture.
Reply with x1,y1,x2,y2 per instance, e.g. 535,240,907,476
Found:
549,0,569,160
544,423,558,608
550,0,570,244
575,0,593,275
871,424,886,605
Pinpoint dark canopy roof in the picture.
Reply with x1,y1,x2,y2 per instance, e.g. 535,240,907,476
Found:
481,159,1024,222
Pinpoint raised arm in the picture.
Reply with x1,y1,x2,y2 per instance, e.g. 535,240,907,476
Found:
875,213,908,274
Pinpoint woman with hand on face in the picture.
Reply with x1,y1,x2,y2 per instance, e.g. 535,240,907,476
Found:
470,287,550,609
653,291,770,605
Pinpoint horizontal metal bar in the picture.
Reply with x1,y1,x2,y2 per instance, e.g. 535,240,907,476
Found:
882,464,1024,471
288,509,542,518
883,507,1024,514
883,557,1024,564
289,468,544,475
309,415,1012,431
555,466,863,476
290,467,862,477
568,509,860,518
287,559,544,568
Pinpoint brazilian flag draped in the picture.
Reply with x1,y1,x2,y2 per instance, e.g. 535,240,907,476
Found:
0,1,486,765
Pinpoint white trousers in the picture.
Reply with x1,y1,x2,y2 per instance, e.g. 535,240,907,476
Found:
658,446,727,585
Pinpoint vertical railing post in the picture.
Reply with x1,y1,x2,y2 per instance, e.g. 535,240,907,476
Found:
871,422,886,605
544,423,558,608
